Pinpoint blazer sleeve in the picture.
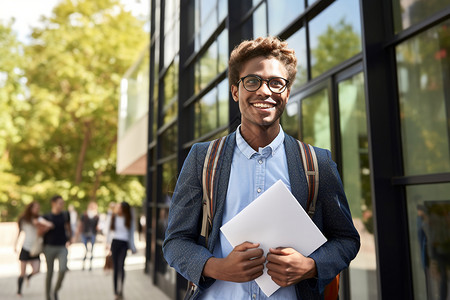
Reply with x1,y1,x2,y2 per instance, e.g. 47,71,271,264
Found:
162,143,215,290
308,148,361,293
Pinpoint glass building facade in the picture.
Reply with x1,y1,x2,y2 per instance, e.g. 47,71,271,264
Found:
117,0,450,299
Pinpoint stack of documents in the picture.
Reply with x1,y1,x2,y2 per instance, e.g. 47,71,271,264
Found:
220,180,327,297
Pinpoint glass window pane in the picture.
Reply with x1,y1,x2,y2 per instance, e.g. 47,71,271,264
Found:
309,0,362,78
160,159,177,205
153,0,161,39
281,95,300,139
199,42,218,90
194,101,201,139
161,125,177,157
217,79,229,128
200,10,217,46
218,0,227,22
252,2,267,39
301,88,331,150
396,20,450,176
200,0,216,24
218,29,228,73
393,1,450,33
405,183,450,300
267,0,303,36
338,72,379,300
200,89,218,135
286,28,307,88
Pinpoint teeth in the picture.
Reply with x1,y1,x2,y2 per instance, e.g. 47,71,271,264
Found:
253,103,273,108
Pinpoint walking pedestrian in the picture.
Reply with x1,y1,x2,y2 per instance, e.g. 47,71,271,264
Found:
106,202,136,300
42,195,72,300
73,201,99,271
14,201,53,296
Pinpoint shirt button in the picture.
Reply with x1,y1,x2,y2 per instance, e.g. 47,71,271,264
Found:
257,188,262,193
252,294,256,299
258,159,263,164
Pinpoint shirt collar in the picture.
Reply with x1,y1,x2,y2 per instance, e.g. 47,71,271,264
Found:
236,125,285,159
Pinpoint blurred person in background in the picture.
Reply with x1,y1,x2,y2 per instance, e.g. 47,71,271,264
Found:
14,201,53,297
67,204,78,241
73,201,99,271
42,195,72,300
106,202,136,300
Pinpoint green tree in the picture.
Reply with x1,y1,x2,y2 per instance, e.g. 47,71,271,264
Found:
311,18,361,77
6,0,148,218
0,20,25,220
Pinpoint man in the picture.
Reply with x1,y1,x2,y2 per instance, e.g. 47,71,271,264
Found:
163,36,360,299
43,195,71,300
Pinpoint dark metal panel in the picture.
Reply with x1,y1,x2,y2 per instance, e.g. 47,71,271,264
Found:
359,0,413,299
392,172,450,186
227,0,253,133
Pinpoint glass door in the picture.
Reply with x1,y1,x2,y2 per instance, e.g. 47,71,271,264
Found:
282,68,379,299
337,71,378,300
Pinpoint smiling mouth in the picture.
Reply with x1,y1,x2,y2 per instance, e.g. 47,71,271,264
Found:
252,102,275,109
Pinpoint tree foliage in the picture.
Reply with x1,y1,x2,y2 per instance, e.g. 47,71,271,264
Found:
1,0,148,220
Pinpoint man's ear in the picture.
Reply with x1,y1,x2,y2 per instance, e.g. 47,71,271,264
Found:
231,84,239,102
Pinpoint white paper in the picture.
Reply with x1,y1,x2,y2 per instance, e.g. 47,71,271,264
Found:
220,180,327,297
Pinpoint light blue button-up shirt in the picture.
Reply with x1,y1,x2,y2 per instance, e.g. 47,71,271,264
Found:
199,126,297,300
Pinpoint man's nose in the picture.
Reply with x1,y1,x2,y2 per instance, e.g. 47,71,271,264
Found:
256,81,272,96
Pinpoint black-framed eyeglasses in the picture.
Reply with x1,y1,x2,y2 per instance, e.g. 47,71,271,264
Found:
236,74,289,94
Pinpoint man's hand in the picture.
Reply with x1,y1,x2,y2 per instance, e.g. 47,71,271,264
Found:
266,247,317,287
203,242,265,282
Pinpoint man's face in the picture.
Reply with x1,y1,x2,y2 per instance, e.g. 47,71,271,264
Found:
53,197,64,213
231,56,290,130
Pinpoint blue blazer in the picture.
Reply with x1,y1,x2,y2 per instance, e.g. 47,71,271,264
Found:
163,131,360,299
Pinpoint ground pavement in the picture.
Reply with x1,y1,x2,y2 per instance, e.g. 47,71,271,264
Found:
0,226,170,300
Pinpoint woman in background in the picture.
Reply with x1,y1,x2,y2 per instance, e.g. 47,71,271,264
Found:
107,202,136,300
14,201,53,296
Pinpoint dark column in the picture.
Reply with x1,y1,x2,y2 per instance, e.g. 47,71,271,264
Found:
360,0,413,299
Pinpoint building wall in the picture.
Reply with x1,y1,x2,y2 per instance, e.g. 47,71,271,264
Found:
142,1,450,299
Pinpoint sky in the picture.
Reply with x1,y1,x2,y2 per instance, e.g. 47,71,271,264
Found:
0,0,149,43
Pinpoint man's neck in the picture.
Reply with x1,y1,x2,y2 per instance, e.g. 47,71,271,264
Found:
239,124,280,151
51,208,61,215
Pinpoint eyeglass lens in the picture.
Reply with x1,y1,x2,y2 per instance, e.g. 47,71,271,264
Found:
242,75,287,93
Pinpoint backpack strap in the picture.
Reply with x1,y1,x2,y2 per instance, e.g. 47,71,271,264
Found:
200,136,226,245
297,141,319,218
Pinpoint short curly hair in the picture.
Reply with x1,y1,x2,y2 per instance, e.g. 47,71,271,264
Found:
228,36,297,90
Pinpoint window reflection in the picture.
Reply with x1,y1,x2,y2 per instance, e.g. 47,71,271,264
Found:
194,79,228,139
194,0,227,50
163,59,178,125
251,2,267,39
286,29,307,87
301,88,331,150
281,95,300,139
339,72,378,300
152,39,160,139
199,42,218,90
218,29,228,73
406,184,450,300
160,159,177,205
267,0,303,36
393,0,450,33
396,20,450,176
217,79,229,128
119,49,149,138
161,125,177,158
200,89,218,136
309,0,361,78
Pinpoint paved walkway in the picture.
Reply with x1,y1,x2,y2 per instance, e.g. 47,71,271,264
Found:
0,232,170,300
